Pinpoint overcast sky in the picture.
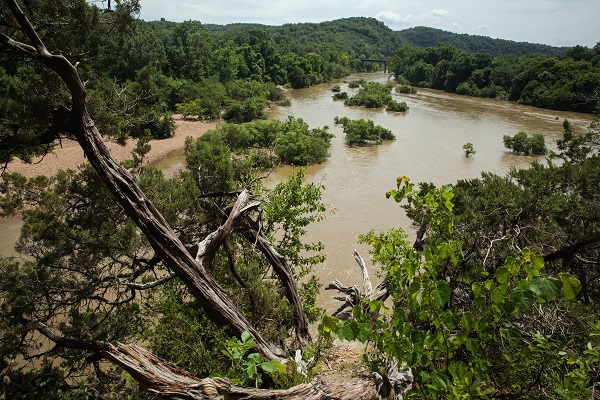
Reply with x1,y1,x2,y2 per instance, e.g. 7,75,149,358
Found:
133,0,599,48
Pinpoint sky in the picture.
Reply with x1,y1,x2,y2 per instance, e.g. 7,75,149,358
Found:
127,0,600,48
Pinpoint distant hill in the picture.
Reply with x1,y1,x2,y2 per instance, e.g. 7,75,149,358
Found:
397,26,569,56
179,18,572,58
206,17,409,59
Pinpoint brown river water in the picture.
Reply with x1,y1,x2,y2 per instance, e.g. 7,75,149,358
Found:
1,72,595,312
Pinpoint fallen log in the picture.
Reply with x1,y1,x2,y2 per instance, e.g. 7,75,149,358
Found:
103,342,378,400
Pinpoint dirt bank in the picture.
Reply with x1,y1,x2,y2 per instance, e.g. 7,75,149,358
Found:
6,116,217,179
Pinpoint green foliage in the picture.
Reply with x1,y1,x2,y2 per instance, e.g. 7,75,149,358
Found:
503,131,548,155
321,175,599,398
0,155,329,396
263,169,327,281
389,42,599,113
386,100,409,112
190,117,333,168
334,117,395,145
274,117,334,165
222,331,286,387
332,91,348,100
395,84,417,94
224,96,269,123
177,98,221,120
398,26,568,57
331,84,341,92
143,281,230,378
344,82,393,108
462,142,476,157
554,118,600,163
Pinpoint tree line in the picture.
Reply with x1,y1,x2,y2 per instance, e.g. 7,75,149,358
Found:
388,42,600,113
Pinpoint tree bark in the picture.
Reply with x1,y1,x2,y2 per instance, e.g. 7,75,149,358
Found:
103,342,378,400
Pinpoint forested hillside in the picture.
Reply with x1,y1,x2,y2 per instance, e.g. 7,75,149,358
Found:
398,26,569,56
389,42,600,113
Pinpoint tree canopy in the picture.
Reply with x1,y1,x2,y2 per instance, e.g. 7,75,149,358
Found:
388,43,600,113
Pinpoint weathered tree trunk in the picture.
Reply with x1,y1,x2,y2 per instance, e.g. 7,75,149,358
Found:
0,0,304,362
103,342,378,400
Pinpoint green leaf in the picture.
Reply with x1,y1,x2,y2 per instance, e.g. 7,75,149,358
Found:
529,276,561,302
472,282,486,308
504,328,522,347
460,311,475,334
442,310,459,330
495,266,509,284
246,363,257,379
261,360,285,373
434,280,451,308
341,322,356,341
409,281,424,306
491,284,508,305
504,257,520,275
241,331,251,343
512,288,535,310
559,272,581,300
531,254,545,271
319,315,337,336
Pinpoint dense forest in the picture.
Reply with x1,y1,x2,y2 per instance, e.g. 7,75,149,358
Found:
1,0,600,399
388,42,600,113
397,26,569,57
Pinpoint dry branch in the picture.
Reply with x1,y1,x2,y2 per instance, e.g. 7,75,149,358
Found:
325,249,389,319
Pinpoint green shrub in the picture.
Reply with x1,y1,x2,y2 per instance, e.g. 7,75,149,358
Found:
335,117,395,146
395,84,417,94
503,131,547,155
332,92,348,100
344,82,393,108
386,100,409,112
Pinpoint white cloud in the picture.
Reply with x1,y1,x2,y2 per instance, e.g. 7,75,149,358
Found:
431,9,449,17
376,8,457,31
375,11,412,26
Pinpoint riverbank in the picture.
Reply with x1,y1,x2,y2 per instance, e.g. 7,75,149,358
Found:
6,115,217,179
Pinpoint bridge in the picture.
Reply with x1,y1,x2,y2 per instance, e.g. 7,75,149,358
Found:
361,59,388,73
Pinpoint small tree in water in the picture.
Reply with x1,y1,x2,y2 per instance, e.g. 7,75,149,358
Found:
463,142,476,157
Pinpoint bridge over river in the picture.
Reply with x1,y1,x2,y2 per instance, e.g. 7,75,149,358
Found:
361,58,387,73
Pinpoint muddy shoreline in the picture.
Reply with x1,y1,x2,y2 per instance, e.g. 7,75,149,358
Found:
6,116,216,179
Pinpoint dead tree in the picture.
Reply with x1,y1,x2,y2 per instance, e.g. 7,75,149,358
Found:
0,0,302,362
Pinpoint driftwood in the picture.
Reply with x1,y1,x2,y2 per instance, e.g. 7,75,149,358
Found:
326,250,389,319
